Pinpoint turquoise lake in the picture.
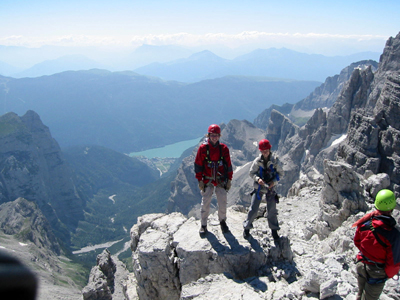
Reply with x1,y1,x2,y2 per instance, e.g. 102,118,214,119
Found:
129,136,203,158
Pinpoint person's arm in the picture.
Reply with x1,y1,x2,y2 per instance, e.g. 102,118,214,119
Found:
249,157,262,184
222,145,233,180
353,227,362,250
194,146,205,181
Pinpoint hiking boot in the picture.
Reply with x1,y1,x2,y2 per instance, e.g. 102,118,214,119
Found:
243,229,250,239
272,229,280,241
199,225,207,234
220,220,229,233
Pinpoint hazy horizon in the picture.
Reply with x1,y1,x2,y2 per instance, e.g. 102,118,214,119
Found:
1,1,399,59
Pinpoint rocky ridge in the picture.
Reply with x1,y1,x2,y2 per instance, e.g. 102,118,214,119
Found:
266,33,400,198
254,60,378,129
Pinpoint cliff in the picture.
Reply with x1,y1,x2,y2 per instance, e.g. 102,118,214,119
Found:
0,110,84,242
254,60,378,129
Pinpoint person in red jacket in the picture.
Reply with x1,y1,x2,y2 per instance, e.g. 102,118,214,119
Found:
194,124,233,235
352,189,400,300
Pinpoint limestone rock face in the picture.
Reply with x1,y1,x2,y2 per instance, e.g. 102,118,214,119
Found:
254,60,378,130
0,110,84,239
337,32,400,197
82,249,129,300
316,160,369,238
263,34,400,199
0,197,61,254
129,208,293,300
366,32,400,111
293,60,377,113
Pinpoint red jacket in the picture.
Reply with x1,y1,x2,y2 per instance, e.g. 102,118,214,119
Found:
354,212,400,278
194,139,233,186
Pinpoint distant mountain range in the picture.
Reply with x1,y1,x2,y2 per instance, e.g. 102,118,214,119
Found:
14,55,108,78
0,44,380,82
134,48,380,82
0,71,320,153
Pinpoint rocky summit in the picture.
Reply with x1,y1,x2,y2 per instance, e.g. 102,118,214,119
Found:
82,32,400,299
83,160,399,300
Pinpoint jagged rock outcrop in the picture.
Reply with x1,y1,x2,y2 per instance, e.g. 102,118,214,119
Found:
337,32,400,197
0,197,61,254
0,110,84,240
315,160,370,239
82,249,129,300
254,60,378,130
266,33,400,198
366,33,400,111
253,103,294,130
292,60,378,113
128,208,293,300
167,120,265,216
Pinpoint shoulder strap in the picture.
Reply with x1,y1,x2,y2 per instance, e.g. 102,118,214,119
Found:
360,221,388,248
219,144,224,162
205,144,224,163
205,144,210,163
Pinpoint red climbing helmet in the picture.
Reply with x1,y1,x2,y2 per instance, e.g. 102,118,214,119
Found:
259,139,271,150
208,124,221,134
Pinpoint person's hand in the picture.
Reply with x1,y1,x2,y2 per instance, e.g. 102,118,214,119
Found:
258,178,265,186
198,180,205,191
268,181,275,189
226,180,232,191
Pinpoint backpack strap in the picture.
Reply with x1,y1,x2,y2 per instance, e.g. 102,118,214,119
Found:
360,221,388,248
205,144,224,164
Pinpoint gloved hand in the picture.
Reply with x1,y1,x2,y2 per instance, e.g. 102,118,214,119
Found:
198,180,205,192
226,180,232,191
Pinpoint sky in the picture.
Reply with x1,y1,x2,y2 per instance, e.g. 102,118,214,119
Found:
0,0,400,57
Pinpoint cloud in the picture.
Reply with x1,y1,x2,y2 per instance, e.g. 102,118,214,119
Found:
0,31,389,51
127,32,389,48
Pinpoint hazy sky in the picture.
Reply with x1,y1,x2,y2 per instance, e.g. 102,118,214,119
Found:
1,0,399,55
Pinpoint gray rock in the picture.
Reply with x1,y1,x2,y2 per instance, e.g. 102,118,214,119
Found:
0,111,84,240
318,160,368,237
320,278,338,299
293,60,378,113
129,207,294,300
82,249,128,300
181,274,264,300
0,197,60,254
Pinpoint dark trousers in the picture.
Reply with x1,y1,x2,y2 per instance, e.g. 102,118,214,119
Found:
356,261,386,300
243,189,279,230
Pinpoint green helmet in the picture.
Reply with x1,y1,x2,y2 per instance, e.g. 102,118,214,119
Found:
375,189,396,211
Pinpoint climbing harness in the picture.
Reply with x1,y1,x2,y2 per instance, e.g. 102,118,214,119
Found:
256,162,279,200
203,144,228,189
